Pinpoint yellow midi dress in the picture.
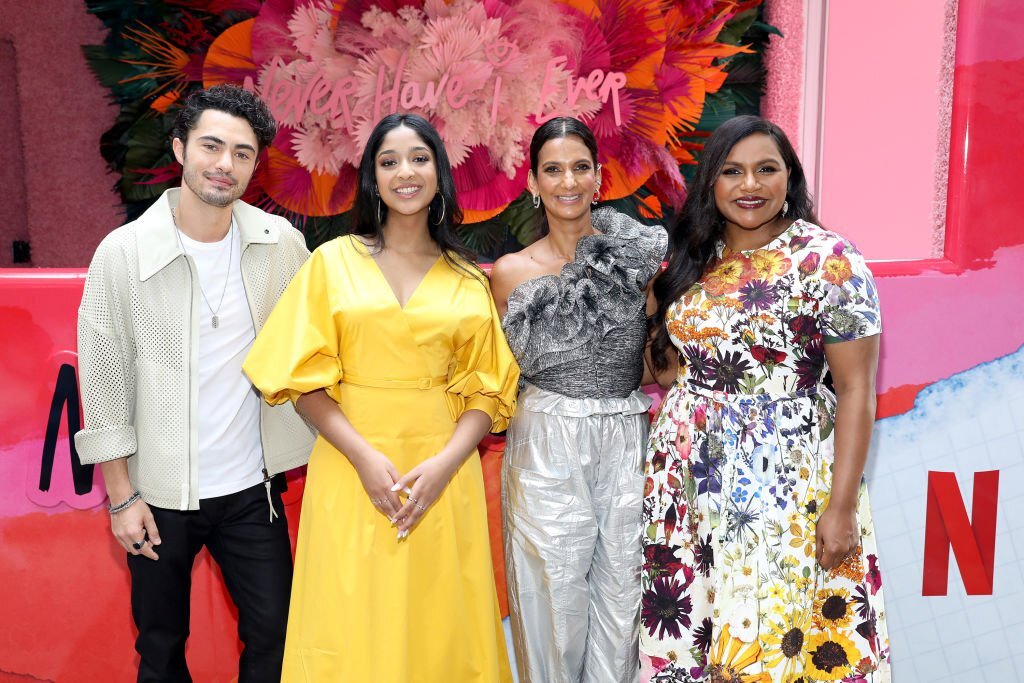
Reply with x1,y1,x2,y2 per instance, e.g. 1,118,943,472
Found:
243,235,518,682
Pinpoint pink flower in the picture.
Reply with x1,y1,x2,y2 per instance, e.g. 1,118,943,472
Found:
674,423,692,460
798,251,820,277
693,402,707,431
287,0,335,57
866,554,882,595
219,0,749,218
291,125,340,174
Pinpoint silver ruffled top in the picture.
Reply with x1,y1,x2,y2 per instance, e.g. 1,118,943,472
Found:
501,208,668,399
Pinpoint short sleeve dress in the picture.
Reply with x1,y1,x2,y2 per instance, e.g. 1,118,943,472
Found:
243,235,518,683
640,220,891,682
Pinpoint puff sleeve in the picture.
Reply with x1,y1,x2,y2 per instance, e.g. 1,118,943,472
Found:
243,246,344,405
444,282,520,433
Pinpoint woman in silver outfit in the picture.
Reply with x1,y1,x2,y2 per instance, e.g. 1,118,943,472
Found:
490,117,667,683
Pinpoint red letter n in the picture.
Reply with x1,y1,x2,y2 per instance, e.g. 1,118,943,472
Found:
922,470,999,596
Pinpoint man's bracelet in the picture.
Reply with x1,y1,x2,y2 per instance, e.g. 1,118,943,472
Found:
108,491,142,514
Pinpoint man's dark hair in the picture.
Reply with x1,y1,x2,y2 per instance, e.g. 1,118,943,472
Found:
171,84,277,152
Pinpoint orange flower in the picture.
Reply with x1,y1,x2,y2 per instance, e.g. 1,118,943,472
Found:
669,321,699,343
724,298,745,311
699,327,729,341
707,623,772,682
821,254,853,286
681,307,710,321
703,255,752,296
750,249,792,280
828,545,865,582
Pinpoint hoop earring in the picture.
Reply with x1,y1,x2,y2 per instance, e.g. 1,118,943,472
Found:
377,198,384,225
781,200,790,217
532,194,540,209
433,194,446,226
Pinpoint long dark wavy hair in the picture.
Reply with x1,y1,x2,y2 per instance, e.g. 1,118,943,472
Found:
650,115,819,370
351,113,480,278
529,117,600,238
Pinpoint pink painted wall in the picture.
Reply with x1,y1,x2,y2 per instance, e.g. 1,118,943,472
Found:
817,0,950,260
761,0,804,152
0,1,123,268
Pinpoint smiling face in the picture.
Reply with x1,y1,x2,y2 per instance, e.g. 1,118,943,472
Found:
374,125,439,221
713,132,791,237
172,109,259,208
528,135,601,224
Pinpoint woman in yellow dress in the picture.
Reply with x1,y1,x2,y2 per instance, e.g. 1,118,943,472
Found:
243,114,518,682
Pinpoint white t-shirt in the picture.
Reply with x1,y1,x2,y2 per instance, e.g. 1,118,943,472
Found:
179,221,265,499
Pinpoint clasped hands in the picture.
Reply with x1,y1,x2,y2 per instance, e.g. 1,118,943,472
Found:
354,449,460,540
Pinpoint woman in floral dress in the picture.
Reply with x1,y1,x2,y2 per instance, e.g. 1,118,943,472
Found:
641,116,890,682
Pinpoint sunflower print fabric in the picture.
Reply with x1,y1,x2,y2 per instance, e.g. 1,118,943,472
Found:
640,220,891,682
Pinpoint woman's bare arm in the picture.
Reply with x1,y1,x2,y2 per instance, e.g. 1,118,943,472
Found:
815,334,880,570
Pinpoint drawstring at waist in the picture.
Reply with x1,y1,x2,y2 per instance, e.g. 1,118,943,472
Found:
680,379,821,404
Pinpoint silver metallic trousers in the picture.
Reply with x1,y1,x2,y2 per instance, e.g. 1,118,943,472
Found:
502,383,651,683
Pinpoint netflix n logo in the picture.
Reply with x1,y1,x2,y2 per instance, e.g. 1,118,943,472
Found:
922,470,999,596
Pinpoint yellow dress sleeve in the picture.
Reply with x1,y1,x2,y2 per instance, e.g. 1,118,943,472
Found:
445,285,520,433
243,246,344,406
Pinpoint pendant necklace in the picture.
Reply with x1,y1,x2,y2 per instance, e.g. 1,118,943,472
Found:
172,208,233,329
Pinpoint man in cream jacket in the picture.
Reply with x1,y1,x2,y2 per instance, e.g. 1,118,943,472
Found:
75,85,313,683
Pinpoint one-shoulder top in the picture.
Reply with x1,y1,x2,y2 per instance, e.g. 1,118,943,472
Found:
501,208,668,399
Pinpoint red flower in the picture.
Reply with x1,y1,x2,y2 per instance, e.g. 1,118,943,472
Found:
750,344,787,365
788,314,819,344
650,450,667,473
643,543,684,577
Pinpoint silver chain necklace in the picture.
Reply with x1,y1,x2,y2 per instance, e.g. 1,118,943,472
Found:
172,208,233,329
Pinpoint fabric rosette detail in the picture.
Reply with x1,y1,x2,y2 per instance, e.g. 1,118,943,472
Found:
503,210,665,379
504,272,605,376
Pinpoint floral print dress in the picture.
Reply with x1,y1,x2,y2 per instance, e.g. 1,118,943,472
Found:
640,220,891,683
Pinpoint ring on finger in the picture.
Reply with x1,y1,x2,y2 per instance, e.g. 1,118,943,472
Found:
132,538,148,551
413,501,426,511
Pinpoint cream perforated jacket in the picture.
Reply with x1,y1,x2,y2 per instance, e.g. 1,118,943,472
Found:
75,189,315,510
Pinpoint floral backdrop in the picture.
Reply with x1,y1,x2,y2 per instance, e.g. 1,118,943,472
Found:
85,0,774,255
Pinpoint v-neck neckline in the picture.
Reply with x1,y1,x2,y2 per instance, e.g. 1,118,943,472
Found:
351,235,444,311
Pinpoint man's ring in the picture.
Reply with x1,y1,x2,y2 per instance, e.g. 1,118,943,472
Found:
132,539,147,550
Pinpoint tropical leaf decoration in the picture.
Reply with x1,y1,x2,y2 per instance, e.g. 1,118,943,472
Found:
83,0,775,256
